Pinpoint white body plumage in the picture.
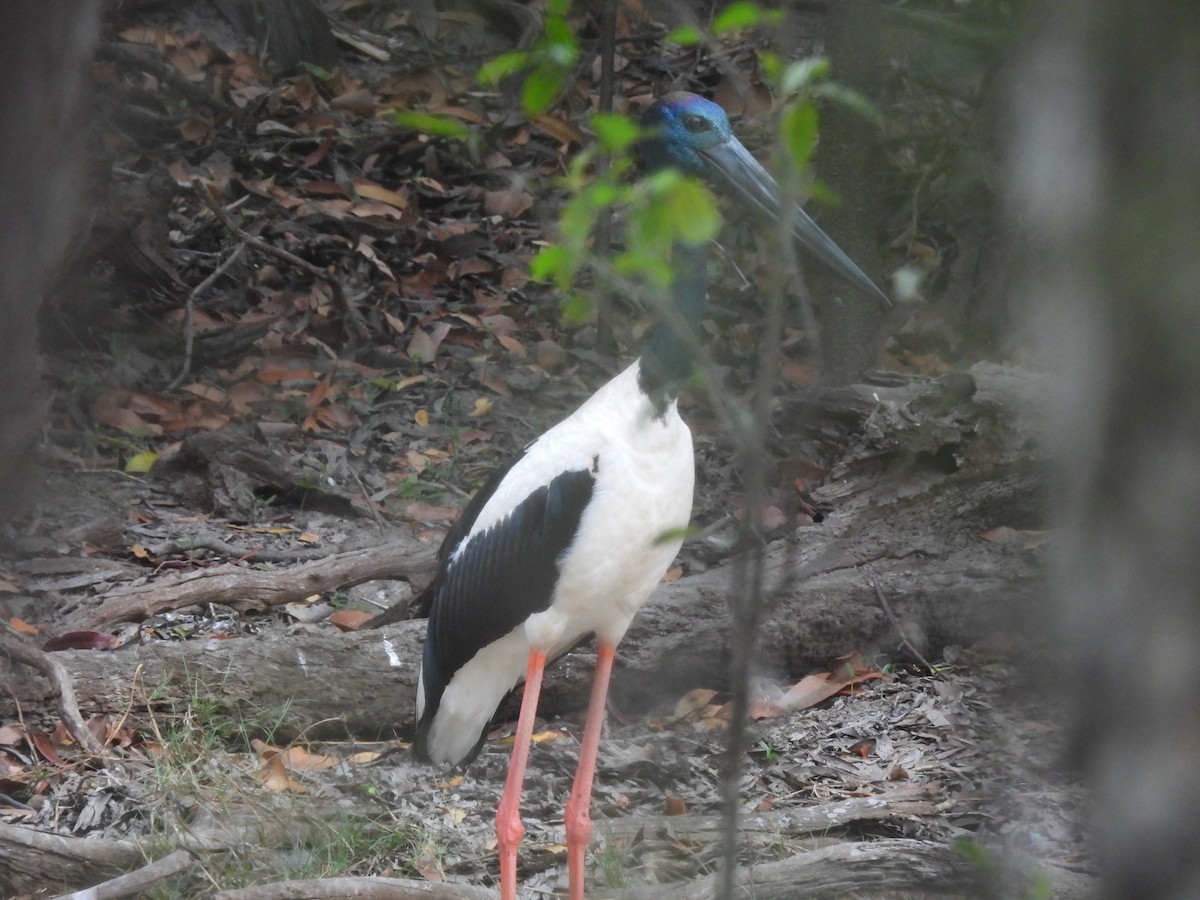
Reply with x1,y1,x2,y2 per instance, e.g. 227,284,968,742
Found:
416,360,694,765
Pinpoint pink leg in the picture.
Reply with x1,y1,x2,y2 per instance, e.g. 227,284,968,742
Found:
565,641,617,900
496,649,547,900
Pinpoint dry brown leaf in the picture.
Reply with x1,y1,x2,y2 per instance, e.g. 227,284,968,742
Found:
408,322,452,362
29,732,60,764
329,609,374,632
531,114,586,146
780,358,818,387
331,88,376,117
673,688,718,719
484,186,533,218
6,617,37,634
478,371,513,397
496,333,526,357
412,853,444,883
257,754,307,793
979,526,1050,550
280,746,337,772
42,631,116,652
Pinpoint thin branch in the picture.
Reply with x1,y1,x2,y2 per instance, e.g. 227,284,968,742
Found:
870,573,935,671
0,623,103,755
212,875,497,900
51,849,195,900
166,242,245,390
191,181,370,342
97,42,231,115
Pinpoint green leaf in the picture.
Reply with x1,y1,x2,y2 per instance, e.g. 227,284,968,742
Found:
712,1,781,34
389,110,470,140
124,450,158,474
778,57,830,97
757,49,781,83
477,50,530,87
590,113,640,153
522,64,564,117
298,61,334,81
781,103,818,171
667,25,704,45
813,82,883,124
561,292,593,324
664,179,721,245
530,244,569,283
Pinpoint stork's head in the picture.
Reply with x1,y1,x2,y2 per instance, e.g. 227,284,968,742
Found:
640,91,889,307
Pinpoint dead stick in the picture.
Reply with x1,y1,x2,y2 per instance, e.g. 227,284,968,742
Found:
72,540,436,630
167,242,245,390
51,848,195,900
192,181,370,341
213,875,497,900
869,573,935,671
0,624,103,754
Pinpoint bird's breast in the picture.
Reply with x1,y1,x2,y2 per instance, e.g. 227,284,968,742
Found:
525,394,694,651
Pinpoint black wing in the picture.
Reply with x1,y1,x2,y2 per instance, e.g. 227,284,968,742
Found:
411,443,532,619
413,459,597,763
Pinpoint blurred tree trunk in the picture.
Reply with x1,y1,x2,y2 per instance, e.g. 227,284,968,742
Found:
0,2,99,520
799,0,889,383
212,0,337,71
1010,3,1200,897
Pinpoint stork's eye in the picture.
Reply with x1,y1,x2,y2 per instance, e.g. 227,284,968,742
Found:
683,115,709,133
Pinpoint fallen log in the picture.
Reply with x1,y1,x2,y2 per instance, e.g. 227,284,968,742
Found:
612,838,1042,900
0,822,145,898
2,364,1044,738
59,539,437,632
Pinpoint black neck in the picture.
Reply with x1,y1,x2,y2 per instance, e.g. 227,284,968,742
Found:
638,242,708,411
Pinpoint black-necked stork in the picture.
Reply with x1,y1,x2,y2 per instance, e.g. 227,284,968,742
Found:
413,92,887,900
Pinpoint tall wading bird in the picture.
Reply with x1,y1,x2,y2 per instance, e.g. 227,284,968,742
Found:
412,92,889,900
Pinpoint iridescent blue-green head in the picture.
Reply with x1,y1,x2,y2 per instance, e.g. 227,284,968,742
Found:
640,91,889,307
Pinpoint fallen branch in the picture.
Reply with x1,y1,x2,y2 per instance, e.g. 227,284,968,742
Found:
213,875,497,900
2,624,425,742
0,822,144,897
616,838,978,899
597,783,941,842
0,623,103,754
52,849,195,900
166,242,245,390
65,539,436,630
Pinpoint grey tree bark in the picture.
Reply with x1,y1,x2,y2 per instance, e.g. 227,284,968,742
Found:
1009,3,1200,897
0,2,99,519
796,0,890,383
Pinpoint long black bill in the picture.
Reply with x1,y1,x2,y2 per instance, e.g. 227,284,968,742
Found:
701,138,891,308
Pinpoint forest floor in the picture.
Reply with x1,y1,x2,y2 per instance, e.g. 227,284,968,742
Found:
0,2,1089,897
